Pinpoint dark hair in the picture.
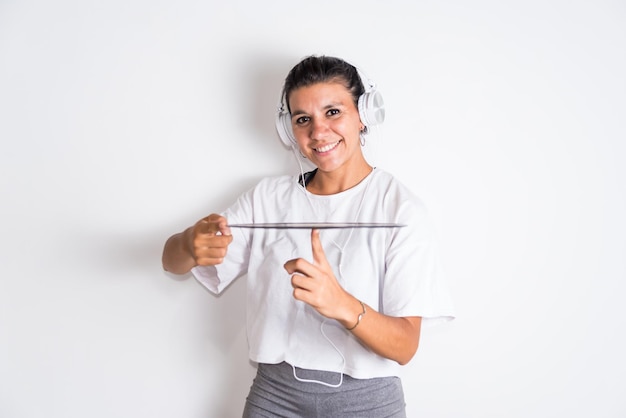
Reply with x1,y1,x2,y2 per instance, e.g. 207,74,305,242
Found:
282,55,365,113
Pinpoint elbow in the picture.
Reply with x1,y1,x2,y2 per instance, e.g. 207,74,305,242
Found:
162,253,188,276
396,341,419,366
162,233,195,275
161,249,177,274
397,359,411,366
162,254,193,275
396,316,422,365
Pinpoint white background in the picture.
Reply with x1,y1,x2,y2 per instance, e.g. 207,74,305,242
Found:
1,1,625,417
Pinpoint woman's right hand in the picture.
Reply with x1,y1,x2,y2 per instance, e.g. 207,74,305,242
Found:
188,214,233,266
162,213,233,274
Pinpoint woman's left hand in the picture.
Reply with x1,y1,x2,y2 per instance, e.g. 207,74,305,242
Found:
284,229,422,365
283,229,361,326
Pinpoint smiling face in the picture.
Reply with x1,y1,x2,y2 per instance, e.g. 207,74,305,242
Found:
288,81,370,186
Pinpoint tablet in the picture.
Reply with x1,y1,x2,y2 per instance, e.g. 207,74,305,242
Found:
227,222,406,229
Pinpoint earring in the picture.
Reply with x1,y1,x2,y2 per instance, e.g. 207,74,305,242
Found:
360,125,367,146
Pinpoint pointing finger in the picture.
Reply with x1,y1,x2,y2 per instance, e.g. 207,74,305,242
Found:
217,218,232,236
310,229,329,267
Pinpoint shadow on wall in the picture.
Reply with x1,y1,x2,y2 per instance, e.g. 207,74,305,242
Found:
173,271,255,418
194,277,257,418
222,50,301,151
162,52,299,415
77,224,255,416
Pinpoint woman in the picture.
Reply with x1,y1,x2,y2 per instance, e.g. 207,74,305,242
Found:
162,55,454,417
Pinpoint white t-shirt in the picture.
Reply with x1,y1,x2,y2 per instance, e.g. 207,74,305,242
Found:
192,168,455,379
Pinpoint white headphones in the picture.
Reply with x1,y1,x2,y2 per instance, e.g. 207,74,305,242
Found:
275,69,385,148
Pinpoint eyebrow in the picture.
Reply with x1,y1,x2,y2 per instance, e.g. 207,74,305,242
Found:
290,102,346,117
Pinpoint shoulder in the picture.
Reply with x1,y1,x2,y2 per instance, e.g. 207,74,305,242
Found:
367,169,433,235
370,169,426,208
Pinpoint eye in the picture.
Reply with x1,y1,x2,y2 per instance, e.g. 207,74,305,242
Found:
294,116,310,125
327,108,340,117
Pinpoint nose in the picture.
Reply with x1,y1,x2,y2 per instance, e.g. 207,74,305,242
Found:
310,118,329,140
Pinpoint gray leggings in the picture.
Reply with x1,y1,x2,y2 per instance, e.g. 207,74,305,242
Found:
243,362,407,417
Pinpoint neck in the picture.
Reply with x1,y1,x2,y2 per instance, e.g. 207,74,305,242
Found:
306,164,373,195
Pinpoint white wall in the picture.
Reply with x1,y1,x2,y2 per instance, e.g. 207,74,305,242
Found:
1,1,625,417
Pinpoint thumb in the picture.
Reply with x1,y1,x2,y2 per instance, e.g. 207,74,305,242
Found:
195,219,215,235
195,214,223,235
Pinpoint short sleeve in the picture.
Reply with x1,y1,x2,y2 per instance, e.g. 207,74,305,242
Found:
382,194,455,326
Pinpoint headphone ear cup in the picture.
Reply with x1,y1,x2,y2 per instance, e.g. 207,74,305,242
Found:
358,89,385,128
275,109,296,147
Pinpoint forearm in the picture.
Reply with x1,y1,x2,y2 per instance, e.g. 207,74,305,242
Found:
162,227,196,274
339,298,422,365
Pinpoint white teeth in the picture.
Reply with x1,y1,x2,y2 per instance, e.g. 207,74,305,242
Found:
315,141,340,153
